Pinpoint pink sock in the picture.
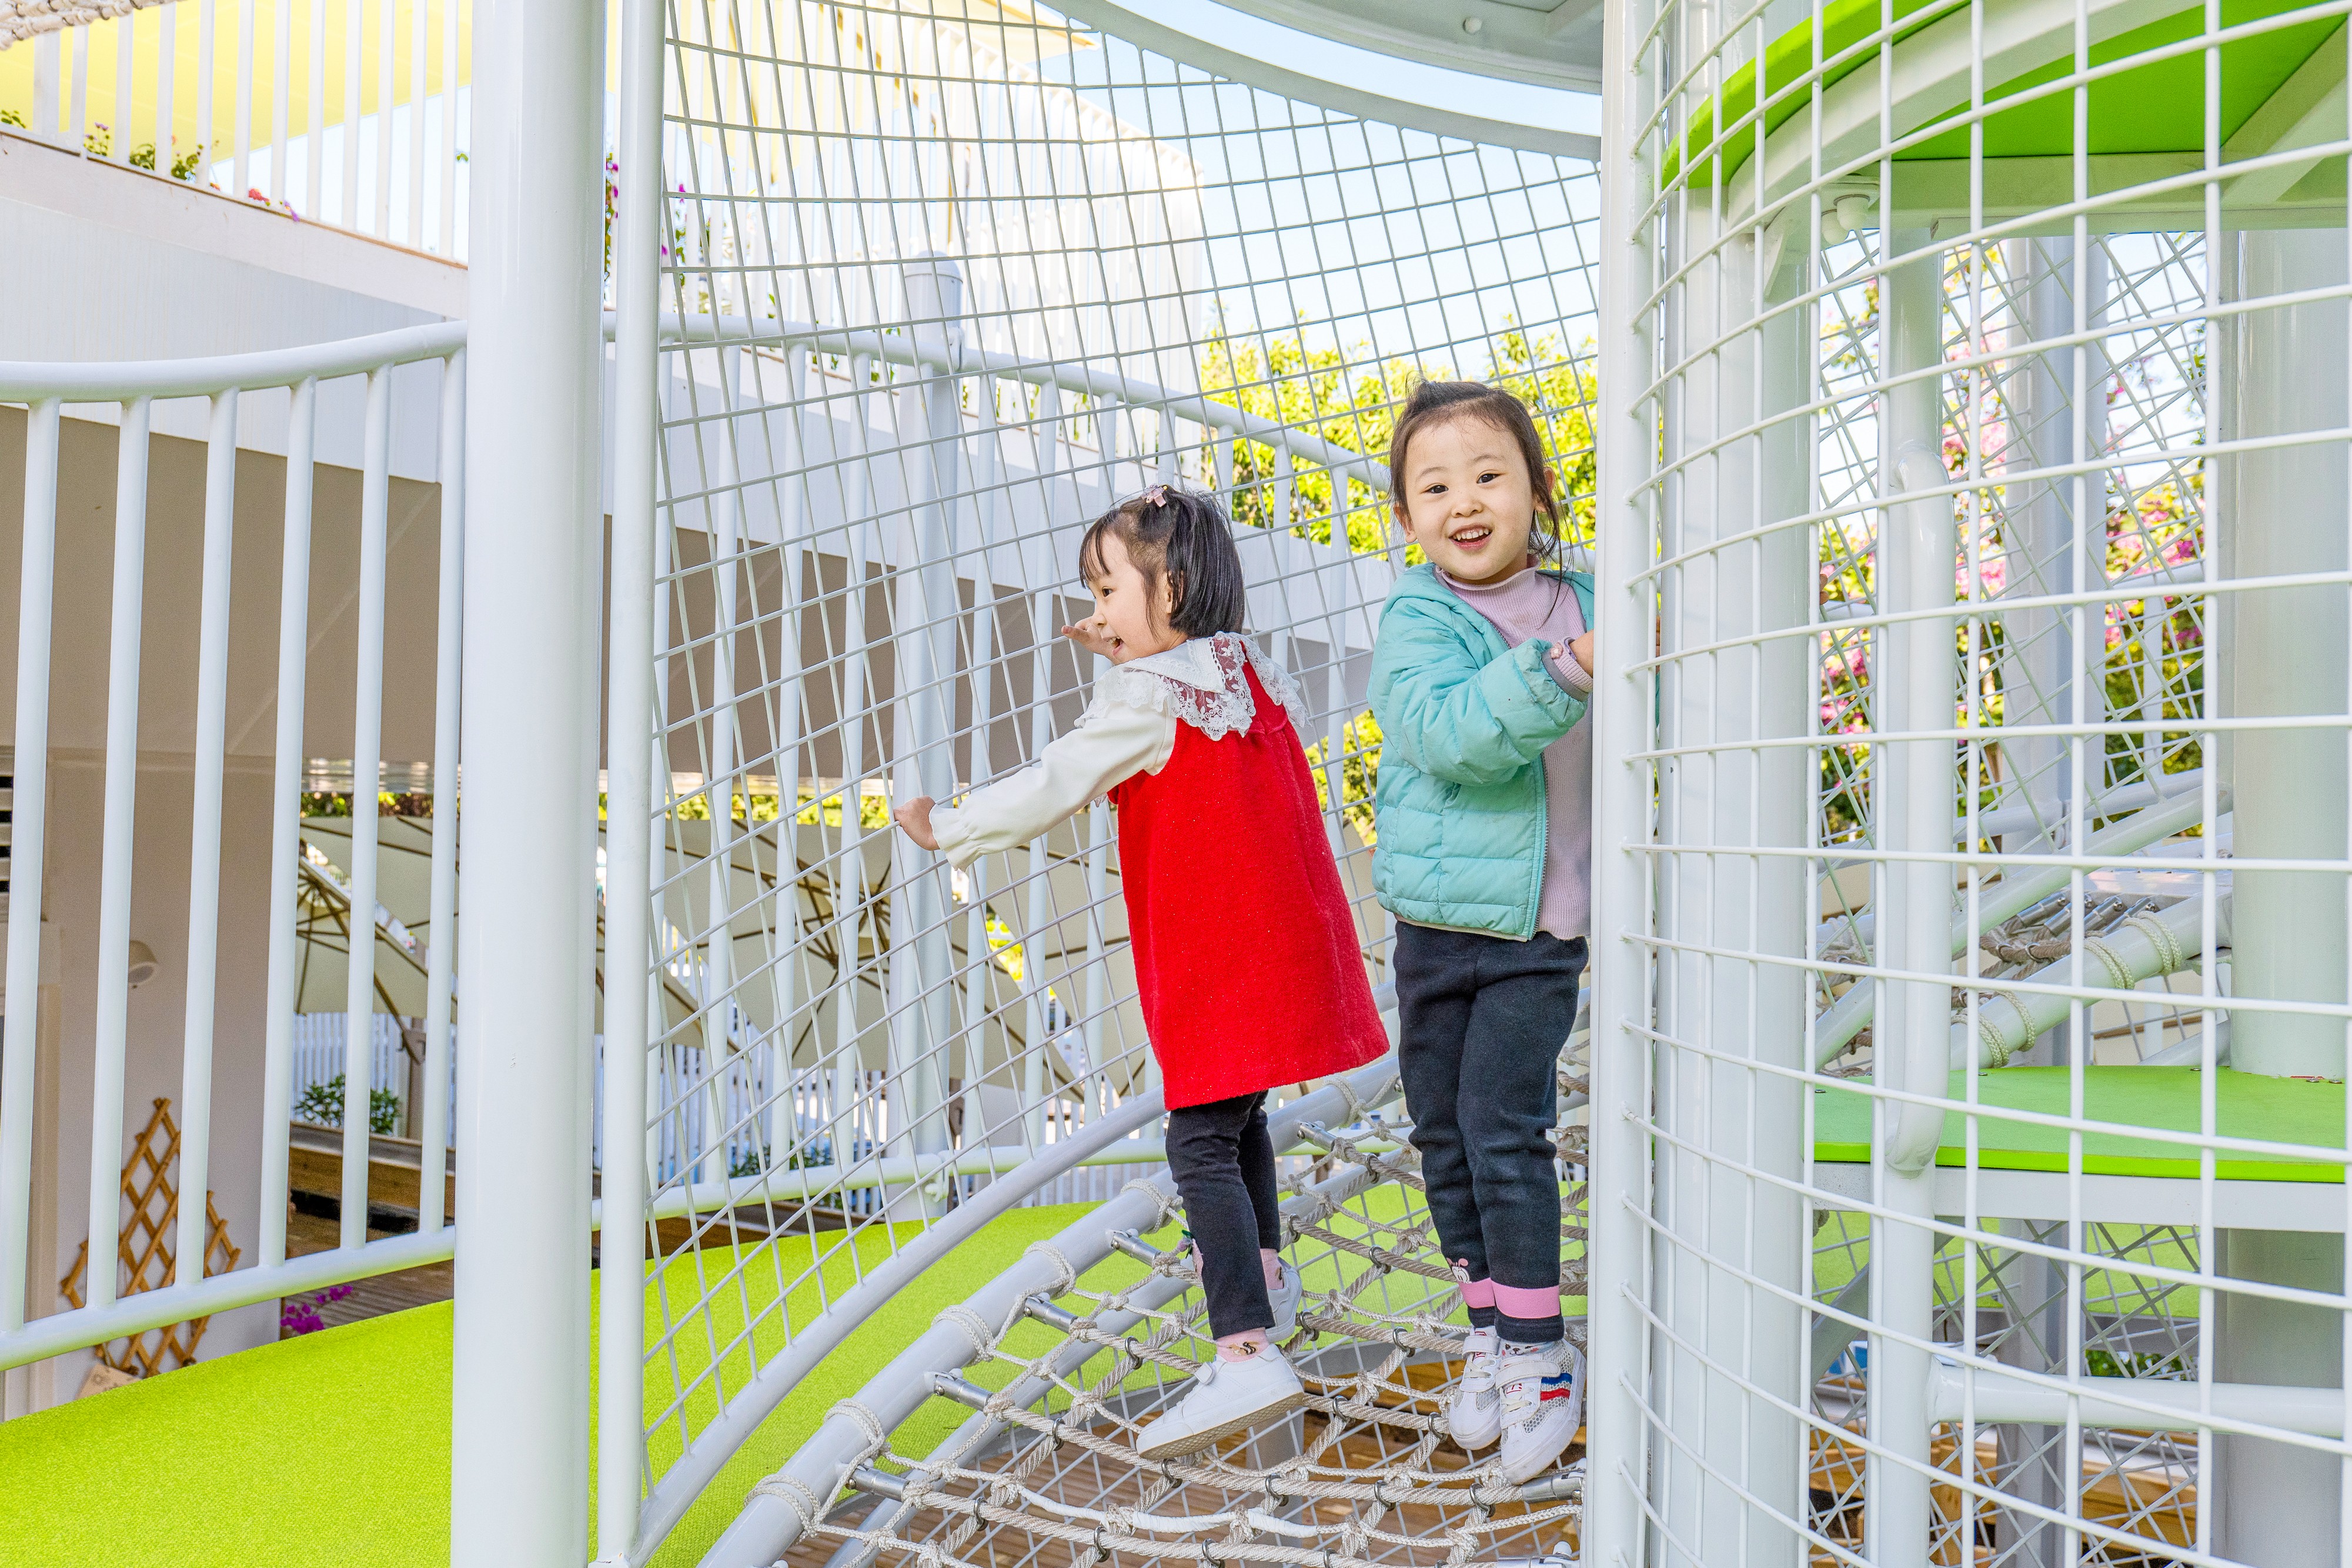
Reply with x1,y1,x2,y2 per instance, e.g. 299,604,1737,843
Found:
1261,1249,1282,1289
1216,1329,1269,1363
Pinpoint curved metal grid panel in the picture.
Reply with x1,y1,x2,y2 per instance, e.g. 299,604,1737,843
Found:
602,3,1602,1557
1593,0,2352,1563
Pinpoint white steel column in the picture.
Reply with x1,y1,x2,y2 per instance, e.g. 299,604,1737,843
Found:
2211,226,2350,1565
2223,228,2348,1081
448,0,603,1550
1866,236,1952,1566
890,256,965,1206
1656,204,1809,1567
597,0,662,1546
1584,4,1657,1557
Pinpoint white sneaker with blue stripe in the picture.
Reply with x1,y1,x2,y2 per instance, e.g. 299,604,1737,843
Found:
1495,1339,1583,1483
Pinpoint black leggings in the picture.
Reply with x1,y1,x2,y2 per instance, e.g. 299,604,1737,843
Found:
1396,922,1586,1344
1165,1089,1282,1339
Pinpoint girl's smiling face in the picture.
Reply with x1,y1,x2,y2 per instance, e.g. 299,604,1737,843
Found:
1082,530,1187,663
1394,414,1555,587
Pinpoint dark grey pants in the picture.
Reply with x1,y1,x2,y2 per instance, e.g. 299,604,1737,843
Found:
1165,1089,1282,1339
1395,922,1585,1343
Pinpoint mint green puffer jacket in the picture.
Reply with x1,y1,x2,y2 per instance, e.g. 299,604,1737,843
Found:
1367,564,1593,940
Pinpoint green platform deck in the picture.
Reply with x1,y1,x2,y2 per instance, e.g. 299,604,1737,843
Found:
1813,1065,2348,1182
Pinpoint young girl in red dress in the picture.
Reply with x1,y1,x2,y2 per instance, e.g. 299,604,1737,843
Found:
895,486,1388,1460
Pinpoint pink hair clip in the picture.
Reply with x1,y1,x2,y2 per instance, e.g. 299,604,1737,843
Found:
1144,485,1171,508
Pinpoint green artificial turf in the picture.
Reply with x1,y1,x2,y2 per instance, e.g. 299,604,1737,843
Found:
4,1171,1562,1561
0,1177,1512,1567
0,1203,1108,1568
1813,1065,2347,1182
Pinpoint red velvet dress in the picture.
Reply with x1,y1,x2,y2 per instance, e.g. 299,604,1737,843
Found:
1110,664,1389,1109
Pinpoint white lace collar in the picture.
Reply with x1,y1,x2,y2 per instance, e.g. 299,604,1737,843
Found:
1100,631,1309,743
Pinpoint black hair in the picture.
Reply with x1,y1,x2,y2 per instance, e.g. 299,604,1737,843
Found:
1387,380,1564,564
1076,486,1249,637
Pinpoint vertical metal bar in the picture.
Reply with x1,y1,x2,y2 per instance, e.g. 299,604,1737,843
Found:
419,352,463,1236
891,258,964,1195
761,351,808,1169
199,0,216,175
343,0,362,227
69,28,89,155
1867,238,1950,1565
439,0,459,252
0,399,61,1341
308,0,326,219
116,13,136,165
259,376,319,1269
174,389,241,1285
235,0,255,195
86,397,152,1311
449,0,602,1539
156,7,175,175
33,33,59,141
376,0,395,235
1585,2,1652,1544
598,0,661,1530
271,0,289,201
409,0,427,244
696,347,741,1189
339,368,393,1248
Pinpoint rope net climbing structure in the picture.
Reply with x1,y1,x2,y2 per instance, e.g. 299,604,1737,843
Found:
599,3,1602,1560
723,1061,1593,1568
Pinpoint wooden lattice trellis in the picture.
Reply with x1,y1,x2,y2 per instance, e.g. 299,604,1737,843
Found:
61,1096,242,1376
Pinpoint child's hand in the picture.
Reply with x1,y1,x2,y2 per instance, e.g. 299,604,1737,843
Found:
894,796,940,851
1565,631,1595,676
1061,619,1119,660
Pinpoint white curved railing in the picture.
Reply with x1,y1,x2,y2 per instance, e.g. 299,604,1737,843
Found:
0,307,1413,1400
0,321,464,1383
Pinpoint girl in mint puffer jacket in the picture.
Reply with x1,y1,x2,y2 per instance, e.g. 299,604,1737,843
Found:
1368,380,1593,1485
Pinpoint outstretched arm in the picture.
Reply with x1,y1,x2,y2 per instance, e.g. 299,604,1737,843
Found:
895,681,1175,870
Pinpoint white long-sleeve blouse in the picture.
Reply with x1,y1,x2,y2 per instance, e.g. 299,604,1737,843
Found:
929,633,1302,870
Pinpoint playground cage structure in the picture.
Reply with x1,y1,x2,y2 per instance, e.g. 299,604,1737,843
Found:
3,0,2352,1564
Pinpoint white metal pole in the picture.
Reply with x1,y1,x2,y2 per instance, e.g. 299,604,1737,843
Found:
1866,236,1950,1566
449,0,603,1548
86,397,152,1310
596,0,661,1537
2213,226,2351,1563
0,399,61,1341
174,390,240,1284
341,368,392,1248
259,377,319,1268
1584,8,1653,1559
891,256,965,1201
420,352,464,1236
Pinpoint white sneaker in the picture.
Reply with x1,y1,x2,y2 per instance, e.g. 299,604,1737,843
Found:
1496,1340,1584,1483
1136,1346,1307,1462
1268,1258,1302,1340
1445,1326,1504,1450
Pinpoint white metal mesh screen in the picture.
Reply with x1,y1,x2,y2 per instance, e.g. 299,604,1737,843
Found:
603,2,1602,1553
1600,0,2352,1563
